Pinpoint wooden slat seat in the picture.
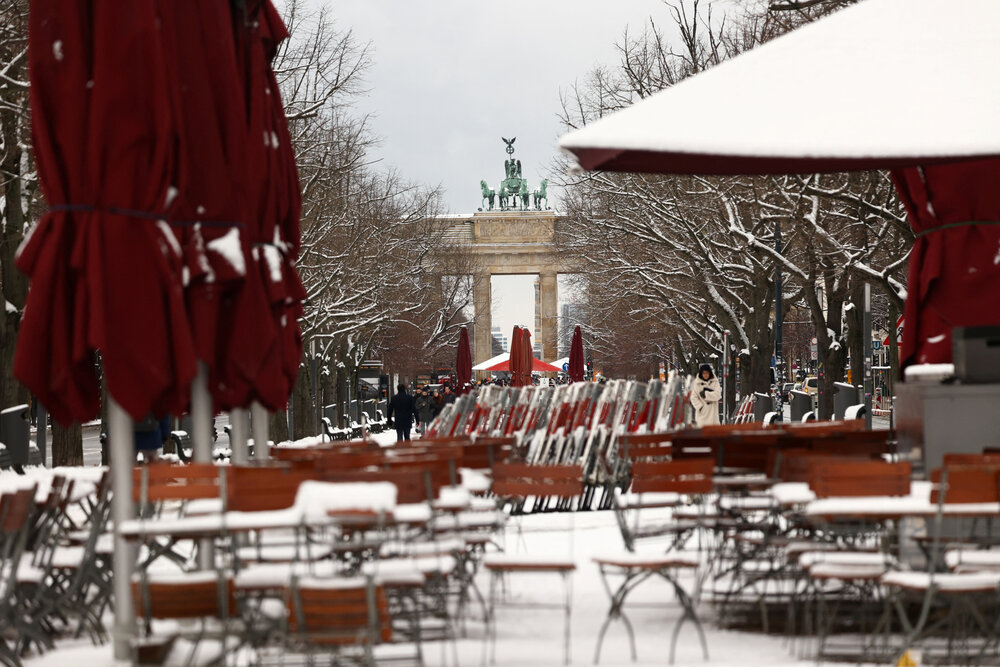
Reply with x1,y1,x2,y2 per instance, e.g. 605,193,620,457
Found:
808,460,911,498
288,578,392,647
132,463,223,505
619,432,674,462
630,459,714,496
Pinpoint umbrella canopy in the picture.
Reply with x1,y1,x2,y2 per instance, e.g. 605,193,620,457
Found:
560,0,1000,175
476,354,563,374
559,0,1000,368
569,326,585,383
472,352,511,372
456,327,473,394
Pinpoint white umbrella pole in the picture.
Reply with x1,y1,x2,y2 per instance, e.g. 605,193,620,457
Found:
108,396,136,661
190,362,214,570
251,401,270,462
230,407,249,466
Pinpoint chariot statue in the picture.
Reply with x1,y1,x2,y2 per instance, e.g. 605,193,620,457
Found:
479,136,550,211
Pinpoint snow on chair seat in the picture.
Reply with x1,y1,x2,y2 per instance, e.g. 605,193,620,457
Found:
945,549,1000,572
881,570,1000,593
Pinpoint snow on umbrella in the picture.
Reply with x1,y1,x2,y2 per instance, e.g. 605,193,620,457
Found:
559,0,1000,368
17,0,198,423
569,326,585,383
456,327,473,394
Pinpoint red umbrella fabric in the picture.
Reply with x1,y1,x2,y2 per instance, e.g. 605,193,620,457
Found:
216,0,303,412
456,327,473,394
521,328,534,384
508,326,523,387
17,0,199,423
480,355,562,373
891,159,1000,367
568,326,585,383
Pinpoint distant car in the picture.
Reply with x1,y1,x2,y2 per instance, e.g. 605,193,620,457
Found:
781,382,794,401
803,376,819,396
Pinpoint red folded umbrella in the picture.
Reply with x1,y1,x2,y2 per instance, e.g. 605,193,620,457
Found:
456,327,472,394
569,326,585,383
217,0,302,411
18,0,199,423
892,159,1000,367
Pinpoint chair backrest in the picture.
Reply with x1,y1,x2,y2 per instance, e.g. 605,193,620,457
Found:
807,429,891,458
226,465,314,512
942,453,1000,467
782,420,867,437
716,432,783,473
289,579,392,646
930,465,1000,504
132,463,223,504
770,448,853,483
133,574,235,621
491,463,583,500
318,466,432,505
0,486,35,536
698,422,770,436
619,432,673,462
808,460,911,498
630,458,714,495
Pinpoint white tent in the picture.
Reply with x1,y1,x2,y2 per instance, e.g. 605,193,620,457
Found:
472,352,510,371
559,0,1000,174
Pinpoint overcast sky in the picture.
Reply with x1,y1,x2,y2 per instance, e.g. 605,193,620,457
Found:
309,0,672,353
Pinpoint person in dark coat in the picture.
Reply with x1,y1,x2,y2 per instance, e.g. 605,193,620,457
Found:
134,414,171,463
442,386,457,405
414,389,433,434
387,384,418,442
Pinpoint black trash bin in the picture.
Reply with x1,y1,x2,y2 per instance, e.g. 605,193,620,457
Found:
832,382,859,420
789,390,813,422
0,404,31,469
753,392,775,422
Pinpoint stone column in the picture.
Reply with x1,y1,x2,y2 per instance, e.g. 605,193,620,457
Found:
473,274,493,365
539,271,559,363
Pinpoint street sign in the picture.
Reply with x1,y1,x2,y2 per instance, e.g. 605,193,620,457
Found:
872,340,882,350
882,315,904,346
562,363,569,372
810,336,818,361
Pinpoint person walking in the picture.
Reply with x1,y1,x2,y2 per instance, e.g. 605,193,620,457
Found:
414,388,433,434
134,414,171,463
387,384,419,442
689,363,722,427
442,386,457,406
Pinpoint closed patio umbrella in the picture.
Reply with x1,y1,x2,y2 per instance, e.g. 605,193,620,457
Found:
456,327,473,394
17,0,198,424
508,326,524,387
569,326,585,383
559,0,1000,368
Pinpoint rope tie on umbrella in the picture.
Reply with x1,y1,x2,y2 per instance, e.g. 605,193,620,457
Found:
914,220,1000,238
49,204,245,229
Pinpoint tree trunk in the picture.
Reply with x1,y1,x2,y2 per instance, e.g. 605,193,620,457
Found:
847,284,865,390
0,104,29,412
270,411,289,444
51,421,83,467
292,362,313,440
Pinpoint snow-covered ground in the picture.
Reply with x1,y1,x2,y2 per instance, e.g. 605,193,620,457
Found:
23,502,883,667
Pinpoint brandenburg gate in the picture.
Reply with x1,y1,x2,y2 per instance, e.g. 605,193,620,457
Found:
437,138,572,365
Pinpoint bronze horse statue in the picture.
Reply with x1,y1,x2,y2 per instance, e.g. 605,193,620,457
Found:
519,181,530,210
533,178,548,210
480,180,496,211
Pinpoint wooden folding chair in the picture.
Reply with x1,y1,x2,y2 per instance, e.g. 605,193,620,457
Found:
482,463,582,665
881,465,1000,665
132,571,236,666
285,576,397,665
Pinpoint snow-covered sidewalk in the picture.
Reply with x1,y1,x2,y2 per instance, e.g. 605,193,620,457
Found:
24,506,886,667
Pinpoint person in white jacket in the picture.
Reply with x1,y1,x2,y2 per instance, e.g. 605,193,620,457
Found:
689,363,722,427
